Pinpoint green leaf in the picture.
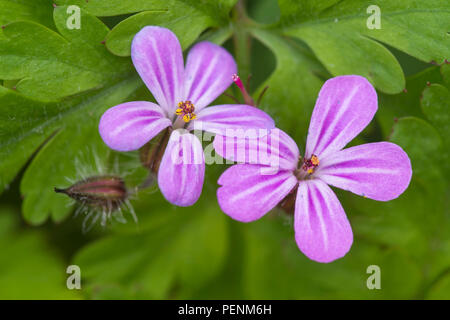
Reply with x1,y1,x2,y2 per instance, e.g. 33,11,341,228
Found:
242,216,422,299
441,64,450,86
421,84,450,143
0,0,54,28
421,73,450,176
342,175,448,272
104,10,209,56
55,0,237,56
74,199,228,299
56,0,236,18
0,206,81,299
426,273,450,299
191,222,247,299
390,116,443,181
277,0,450,93
387,116,449,284
0,6,131,101
248,0,281,24
377,67,443,137
0,87,53,192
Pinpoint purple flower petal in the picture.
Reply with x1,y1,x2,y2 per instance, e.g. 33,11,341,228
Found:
131,26,184,116
213,128,300,170
305,75,378,159
316,142,412,201
158,130,205,206
99,101,171,152
184,42,237,111
295,179,353,263
217,164,297,222
189,104,275,135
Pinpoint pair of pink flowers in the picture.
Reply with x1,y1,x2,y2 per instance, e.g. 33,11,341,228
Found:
99,27,412,263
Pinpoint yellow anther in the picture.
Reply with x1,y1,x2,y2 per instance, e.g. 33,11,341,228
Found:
176,100,196,123
302,154,320,175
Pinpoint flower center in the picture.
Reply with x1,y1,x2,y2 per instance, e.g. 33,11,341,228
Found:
175,100,196,123
302,154,320,174
294,154,320,180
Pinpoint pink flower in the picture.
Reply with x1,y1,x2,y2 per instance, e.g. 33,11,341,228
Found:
99,27,274,206
215,75,412,263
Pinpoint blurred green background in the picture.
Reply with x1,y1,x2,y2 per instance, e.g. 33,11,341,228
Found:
0,0,449,299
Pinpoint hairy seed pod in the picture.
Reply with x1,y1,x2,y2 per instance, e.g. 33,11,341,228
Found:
54,175,128,211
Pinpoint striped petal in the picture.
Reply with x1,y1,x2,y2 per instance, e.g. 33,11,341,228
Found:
158,130,205,206
316,142,412,201
99,101,171,152
184,42,237,111
131,26,184,116
189,104,275,135
213,128,300,171
305,75,378,159
295,179,353,263
217,164,297,222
